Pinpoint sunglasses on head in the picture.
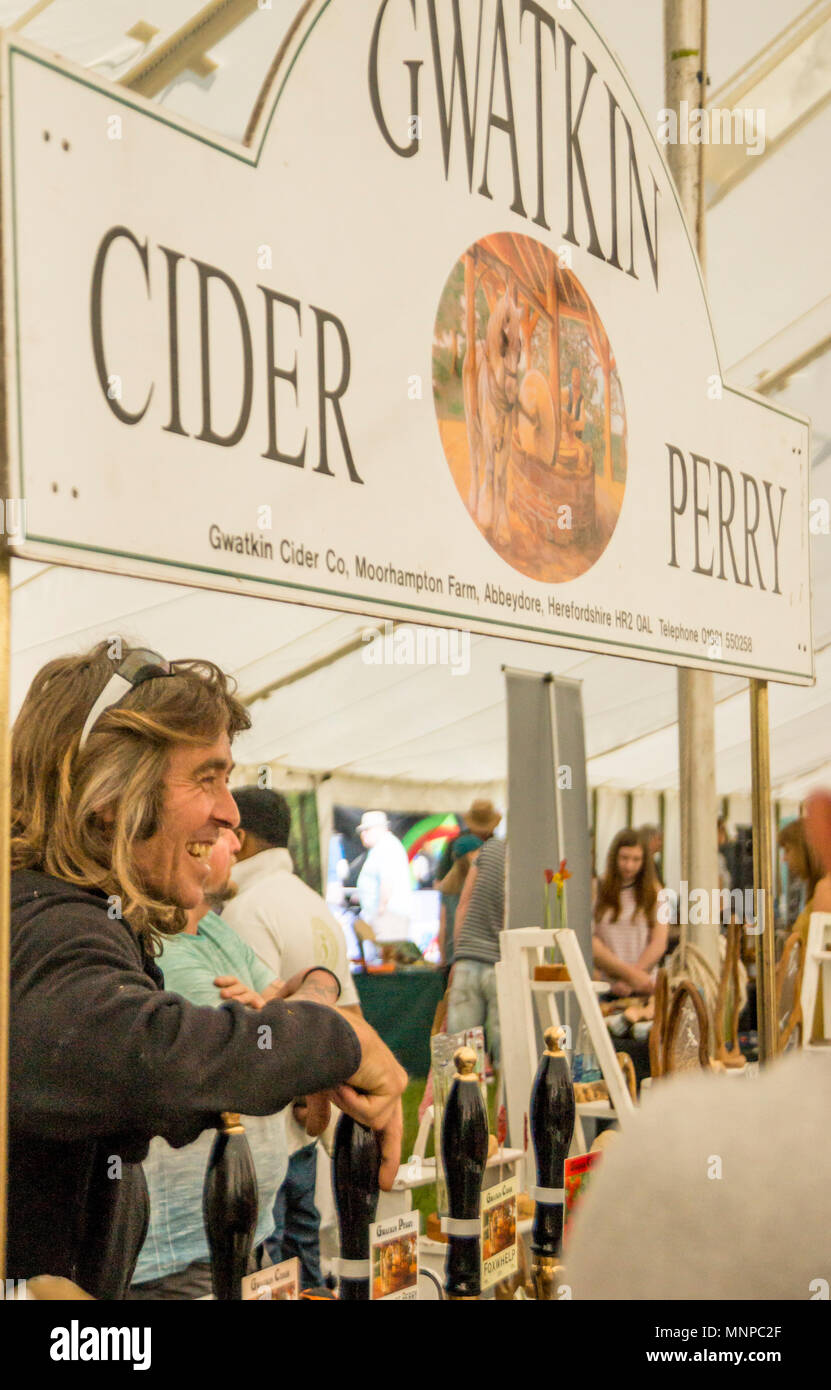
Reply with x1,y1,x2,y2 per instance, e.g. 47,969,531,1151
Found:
78,647,172,752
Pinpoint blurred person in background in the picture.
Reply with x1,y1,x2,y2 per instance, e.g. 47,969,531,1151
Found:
130,829,294,1299
778,817,831,931
563,790,831,1300
637,823,664,886
434,800,501,972
223,787,362,1289
355,810,412,947
779,814,831,1042
593,829,668,998
437,832,482,971
445,833,507,1067
717,816,733,893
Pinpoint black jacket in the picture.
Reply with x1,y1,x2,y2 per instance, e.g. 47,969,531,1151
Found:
9,869,361,1298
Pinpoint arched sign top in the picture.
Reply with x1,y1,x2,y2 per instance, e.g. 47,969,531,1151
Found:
246,0,708,359
1,0,812,682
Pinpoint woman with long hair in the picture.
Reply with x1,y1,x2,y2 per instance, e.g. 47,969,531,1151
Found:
778,817,826,917
778,816,831,1040
593,828,668,997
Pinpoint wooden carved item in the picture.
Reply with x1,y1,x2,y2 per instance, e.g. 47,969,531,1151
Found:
663,981,711,1073
441,1046,489,1301
714,921,746,1068
649,968,669,1078
615,1050,638,1103
332,1113,382,1301
775,931,806,1052
202,1113,259,1301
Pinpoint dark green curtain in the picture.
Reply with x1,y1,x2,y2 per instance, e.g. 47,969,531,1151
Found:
284,789,322,894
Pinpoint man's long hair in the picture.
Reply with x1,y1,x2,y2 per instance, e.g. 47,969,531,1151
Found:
594,828,659,926
11,639,250,949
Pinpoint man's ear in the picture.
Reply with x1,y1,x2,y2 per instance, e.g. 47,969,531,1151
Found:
236,827,246,850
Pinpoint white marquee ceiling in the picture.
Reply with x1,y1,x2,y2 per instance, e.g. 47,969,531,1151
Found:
10,556,827,798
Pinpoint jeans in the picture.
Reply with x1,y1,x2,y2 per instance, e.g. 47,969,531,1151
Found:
265,1142,322,1290
446,958,500,1065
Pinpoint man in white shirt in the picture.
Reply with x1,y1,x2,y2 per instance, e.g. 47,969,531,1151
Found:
355,810,412,944
222,788,361,1287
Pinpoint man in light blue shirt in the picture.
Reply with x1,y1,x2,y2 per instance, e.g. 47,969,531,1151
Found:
129,831,288,1299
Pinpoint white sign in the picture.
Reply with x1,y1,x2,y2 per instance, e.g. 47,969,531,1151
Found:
481,1175,518,1291
241,1256,300,1301
370,1211,419,1300
1,2,812,682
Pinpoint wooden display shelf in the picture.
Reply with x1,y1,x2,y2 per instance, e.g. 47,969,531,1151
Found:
575,1098,613,1118
530,979,610,995
392,1147,525,1192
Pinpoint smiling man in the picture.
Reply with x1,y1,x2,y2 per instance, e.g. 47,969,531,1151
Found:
8,640,406,1299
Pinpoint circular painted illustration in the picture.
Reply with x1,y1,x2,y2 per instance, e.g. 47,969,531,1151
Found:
433,232,627,583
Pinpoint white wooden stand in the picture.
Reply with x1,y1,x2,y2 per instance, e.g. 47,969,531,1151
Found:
496,926,636,1156
802,912,831,1049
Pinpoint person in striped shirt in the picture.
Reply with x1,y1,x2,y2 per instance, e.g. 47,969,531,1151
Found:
445,833,507,1066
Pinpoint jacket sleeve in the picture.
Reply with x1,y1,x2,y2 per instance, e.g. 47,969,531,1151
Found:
10,901,361,1147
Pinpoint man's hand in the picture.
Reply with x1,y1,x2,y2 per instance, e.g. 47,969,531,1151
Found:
293,1094,331,1137
273,967,340,1006
269,969,407,1187
327,1010,407,1190
214,975,265,1010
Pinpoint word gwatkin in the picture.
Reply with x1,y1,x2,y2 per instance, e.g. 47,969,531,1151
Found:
369,0,661,288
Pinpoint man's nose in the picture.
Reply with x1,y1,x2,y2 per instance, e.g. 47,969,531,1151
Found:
214,783,240,830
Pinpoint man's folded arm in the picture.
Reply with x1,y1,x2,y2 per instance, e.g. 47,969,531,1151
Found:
11,917,361,1145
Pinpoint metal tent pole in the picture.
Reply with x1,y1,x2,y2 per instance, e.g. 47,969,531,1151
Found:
664,0,720,978
750,681,778,1060
664,0,777,1058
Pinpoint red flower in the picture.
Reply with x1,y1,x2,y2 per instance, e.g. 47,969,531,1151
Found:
544,868,555,884
497,1104,507,1148
559,858,570,878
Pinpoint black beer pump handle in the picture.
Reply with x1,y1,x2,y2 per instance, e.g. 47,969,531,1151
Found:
441,1046,489,1301
530,1026,576,1261
332,1112,381,1301
202,1112,260,1302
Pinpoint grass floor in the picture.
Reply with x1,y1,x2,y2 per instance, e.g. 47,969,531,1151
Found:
401,1077,434,1225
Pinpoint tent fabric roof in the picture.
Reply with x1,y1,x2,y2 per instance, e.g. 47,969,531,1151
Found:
10,557,825,799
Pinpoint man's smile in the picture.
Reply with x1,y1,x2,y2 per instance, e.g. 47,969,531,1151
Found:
185,841,215,860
